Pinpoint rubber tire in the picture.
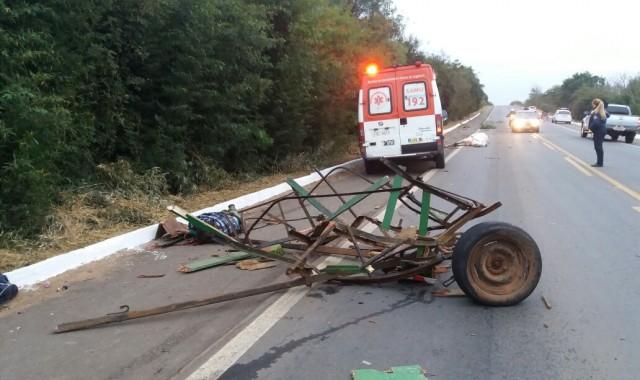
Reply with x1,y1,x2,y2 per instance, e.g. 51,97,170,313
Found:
452,222,542,306
625,133,636,144
610,133,619,141
434,153,445,169
580,124,588,138
364,159,382,175
535,128,540,133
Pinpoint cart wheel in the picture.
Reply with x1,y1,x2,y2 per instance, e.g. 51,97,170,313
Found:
452,222,541,306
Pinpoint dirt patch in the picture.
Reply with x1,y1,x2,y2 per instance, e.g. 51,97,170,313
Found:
1,150,359,273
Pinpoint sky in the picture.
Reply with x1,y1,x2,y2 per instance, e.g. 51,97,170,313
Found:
394,0,640,105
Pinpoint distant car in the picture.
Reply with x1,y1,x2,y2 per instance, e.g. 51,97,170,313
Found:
580,104,640,143
510,110,541,133
552,109,572,124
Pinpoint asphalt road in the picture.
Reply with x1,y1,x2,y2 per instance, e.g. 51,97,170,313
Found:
1,105,639,380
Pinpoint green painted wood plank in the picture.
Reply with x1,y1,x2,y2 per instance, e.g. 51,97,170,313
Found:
352,365,427,380
417,190,431,257
382,176,403,230
321,264,362,275
179,252,253,273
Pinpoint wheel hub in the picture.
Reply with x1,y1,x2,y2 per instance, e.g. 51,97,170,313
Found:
469,241,529,296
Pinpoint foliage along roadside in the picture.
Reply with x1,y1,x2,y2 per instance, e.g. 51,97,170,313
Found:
0,0,488,241
525,72,640,117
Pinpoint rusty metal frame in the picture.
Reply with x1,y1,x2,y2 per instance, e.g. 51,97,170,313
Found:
55,161,501,333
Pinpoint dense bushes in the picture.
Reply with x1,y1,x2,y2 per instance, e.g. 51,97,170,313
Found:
526,72,640,117
0,0,487,238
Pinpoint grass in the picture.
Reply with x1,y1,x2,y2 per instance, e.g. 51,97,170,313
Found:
0,147,359,272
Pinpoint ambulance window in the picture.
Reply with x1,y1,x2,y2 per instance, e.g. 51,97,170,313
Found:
403,82,428,111
368,87,392,115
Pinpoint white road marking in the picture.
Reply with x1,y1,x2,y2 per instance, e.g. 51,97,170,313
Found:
542,142,557,151
564,156,592,177
186,148,464,380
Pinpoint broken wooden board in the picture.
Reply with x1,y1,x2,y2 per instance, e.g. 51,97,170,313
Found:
179,252,252,273
155,217,189,239
178,244,284,273
431,288,466,297
235,259,277,271
352,365,428,380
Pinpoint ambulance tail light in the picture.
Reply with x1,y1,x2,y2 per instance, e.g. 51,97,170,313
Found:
436,115,443,136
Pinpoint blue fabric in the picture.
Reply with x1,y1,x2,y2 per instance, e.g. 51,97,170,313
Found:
588,113,606,131
192,212,242,236
0,273,18,305
593,127,606,165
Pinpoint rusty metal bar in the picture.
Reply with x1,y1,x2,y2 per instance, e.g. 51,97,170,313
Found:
55,274,336,334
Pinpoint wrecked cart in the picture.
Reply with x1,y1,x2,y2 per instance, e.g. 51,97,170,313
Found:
55,159,542,333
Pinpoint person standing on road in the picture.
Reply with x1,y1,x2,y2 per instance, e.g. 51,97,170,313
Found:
588,98,608,167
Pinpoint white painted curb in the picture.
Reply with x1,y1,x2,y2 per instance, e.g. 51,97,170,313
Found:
443,112,481,135
7,159,360,288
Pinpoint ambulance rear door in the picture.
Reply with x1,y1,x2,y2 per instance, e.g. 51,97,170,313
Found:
397,70,437,153
362,71,401,158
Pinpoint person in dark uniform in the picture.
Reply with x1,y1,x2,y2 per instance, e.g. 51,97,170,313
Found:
588,98,608,167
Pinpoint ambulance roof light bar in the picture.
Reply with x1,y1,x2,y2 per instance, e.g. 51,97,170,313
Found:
365,63,379,76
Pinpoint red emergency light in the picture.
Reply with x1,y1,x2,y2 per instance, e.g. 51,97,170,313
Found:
365,64,379,76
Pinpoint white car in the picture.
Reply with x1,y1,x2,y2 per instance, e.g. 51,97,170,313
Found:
552,109,572,124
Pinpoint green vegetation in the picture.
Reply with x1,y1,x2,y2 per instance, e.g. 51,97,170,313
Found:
0,0,487,241
526,72,640,117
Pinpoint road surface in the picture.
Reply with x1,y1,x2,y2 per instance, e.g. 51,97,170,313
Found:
1,106,639,380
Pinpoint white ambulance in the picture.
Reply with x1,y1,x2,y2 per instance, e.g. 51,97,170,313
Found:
358,62,445,174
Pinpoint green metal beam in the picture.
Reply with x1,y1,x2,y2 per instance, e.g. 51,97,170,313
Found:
417,190,431,257
285,179,333,217
382,175,403,230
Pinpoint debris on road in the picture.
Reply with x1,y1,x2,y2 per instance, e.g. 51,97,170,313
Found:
54,160,542,334
156,217,189,239
451,132,489,147
235,259,277,271
352,365,428,380
178,244,283,273
542,296,552,310
137,274,165,279
432,288,466,297
178,252,252,273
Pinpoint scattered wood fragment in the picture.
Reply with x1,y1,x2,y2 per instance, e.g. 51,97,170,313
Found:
137,274,165,279
541,296,552,310
179,252,252,273
432,288,466,297
352,365,427,380
235,259,277,271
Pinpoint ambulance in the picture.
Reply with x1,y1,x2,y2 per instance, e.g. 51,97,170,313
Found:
357,62,445,174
